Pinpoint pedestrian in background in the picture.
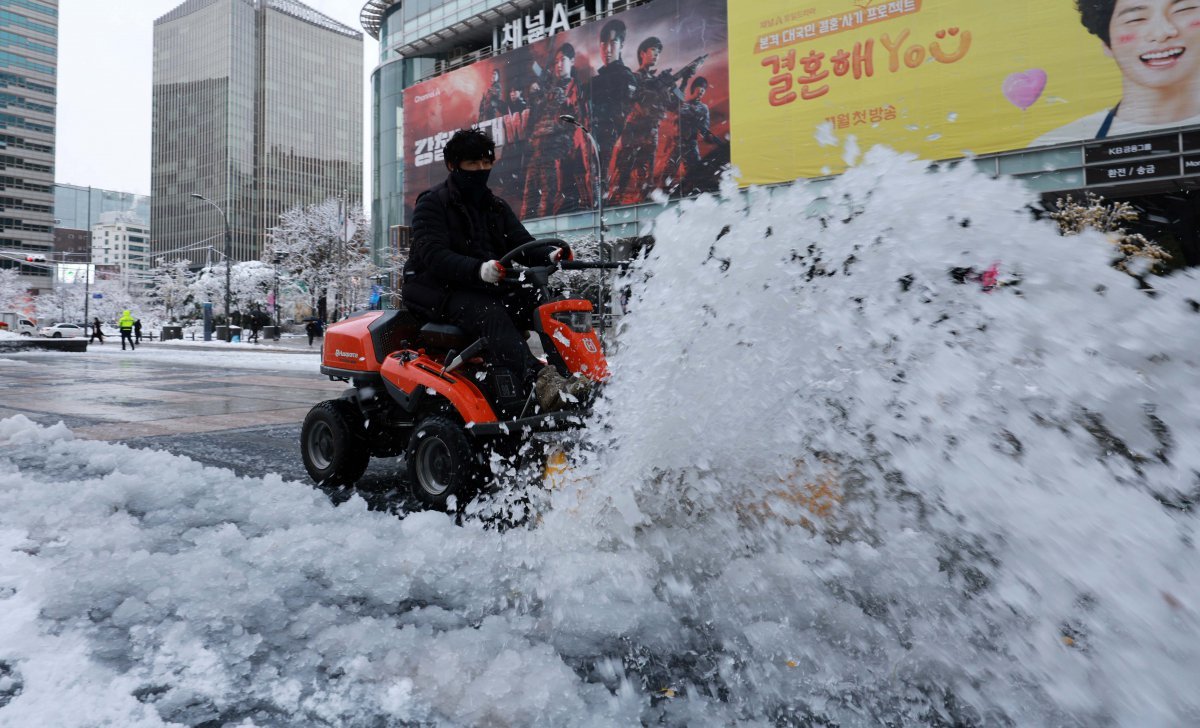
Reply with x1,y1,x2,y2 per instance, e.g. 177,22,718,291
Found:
133,319,143,344
305,320,317,346
249,315,261,343
118,310,136,351
88,317,104,345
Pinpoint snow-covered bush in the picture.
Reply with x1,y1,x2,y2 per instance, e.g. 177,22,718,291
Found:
1050,191,1172,275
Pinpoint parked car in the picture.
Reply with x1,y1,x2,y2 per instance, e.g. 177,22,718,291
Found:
39,322,85,338
0,312,37,336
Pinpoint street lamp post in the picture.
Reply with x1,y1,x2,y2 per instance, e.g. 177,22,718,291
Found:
558,114,608,334
272,252,282,328
190,193,233,342
83,186,92,323
83,248,91,323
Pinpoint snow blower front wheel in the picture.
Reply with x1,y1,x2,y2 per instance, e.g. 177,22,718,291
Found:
406,415,478,509
301,400,370,487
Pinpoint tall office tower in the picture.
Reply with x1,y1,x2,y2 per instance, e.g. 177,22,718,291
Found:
152,0,362,264
0,0,57,297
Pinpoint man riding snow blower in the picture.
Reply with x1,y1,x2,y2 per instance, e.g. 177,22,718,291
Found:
302,129,622,507
401,128,592,415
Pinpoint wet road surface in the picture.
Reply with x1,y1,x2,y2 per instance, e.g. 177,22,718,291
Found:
0,345,413,504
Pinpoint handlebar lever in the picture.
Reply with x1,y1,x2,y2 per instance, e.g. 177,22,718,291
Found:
442,336,488,375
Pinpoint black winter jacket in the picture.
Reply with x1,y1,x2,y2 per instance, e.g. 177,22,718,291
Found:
402,177,553,315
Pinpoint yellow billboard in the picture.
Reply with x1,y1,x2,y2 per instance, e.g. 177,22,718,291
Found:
730,0,1200,184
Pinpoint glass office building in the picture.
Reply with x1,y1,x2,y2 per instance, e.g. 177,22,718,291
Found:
152,0,362,264
0,0,57,294
54,183,150,231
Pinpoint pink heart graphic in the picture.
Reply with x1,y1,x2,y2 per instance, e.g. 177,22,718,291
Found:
1003,69,1047,110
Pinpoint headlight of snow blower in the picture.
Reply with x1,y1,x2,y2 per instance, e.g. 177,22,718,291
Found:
551,310,592,333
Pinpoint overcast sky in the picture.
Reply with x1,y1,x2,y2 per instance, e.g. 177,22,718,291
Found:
56,0,378,198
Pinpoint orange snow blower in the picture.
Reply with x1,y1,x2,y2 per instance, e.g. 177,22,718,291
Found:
300,239,622,509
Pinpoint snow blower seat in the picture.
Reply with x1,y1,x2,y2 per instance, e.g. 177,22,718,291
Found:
417,322,473,352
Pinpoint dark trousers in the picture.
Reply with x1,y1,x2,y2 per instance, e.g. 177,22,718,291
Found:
89,331,103,344
120,329,135,350
438,287,541,393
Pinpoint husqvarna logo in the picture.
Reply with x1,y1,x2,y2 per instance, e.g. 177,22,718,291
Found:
335,349,358,359
582,338,597,353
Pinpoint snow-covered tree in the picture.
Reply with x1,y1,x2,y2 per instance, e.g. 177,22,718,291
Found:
188,260,277,324
32,283,86,324
0,268,32,312
145,258,195,323
87,275,141,324
266,197,376,320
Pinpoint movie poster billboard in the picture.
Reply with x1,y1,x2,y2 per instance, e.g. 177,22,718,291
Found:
402,0,730,220
730,0,1200,185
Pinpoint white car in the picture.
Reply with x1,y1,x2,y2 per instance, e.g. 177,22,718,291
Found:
39,322,85,338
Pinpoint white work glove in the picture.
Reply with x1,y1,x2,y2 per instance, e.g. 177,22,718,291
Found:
479,260,505,284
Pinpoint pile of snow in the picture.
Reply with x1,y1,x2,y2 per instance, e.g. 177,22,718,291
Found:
0,146,1197,726
575,146,1200,724
151,338,309,354
0,414,654,726
72,345,316,374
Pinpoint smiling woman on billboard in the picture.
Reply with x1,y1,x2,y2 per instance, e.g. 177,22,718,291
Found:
1035,0,1200,144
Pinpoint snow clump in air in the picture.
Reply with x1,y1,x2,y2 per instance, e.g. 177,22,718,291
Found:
567,145,1200,725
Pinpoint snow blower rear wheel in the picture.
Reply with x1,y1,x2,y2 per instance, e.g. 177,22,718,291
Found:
301,400,370,487
407,415,478,509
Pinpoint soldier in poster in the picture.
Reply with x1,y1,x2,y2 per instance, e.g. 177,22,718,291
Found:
521,42,589,218
608,37,707,205
401,0,730,220
493,79,532,193
673,75,728,196
590,19,638,189
478,68,506,122
506,86,528,114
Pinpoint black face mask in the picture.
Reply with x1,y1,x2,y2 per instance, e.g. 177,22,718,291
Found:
451,167,491,201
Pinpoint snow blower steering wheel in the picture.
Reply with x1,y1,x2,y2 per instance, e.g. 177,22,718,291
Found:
496,239,572,295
